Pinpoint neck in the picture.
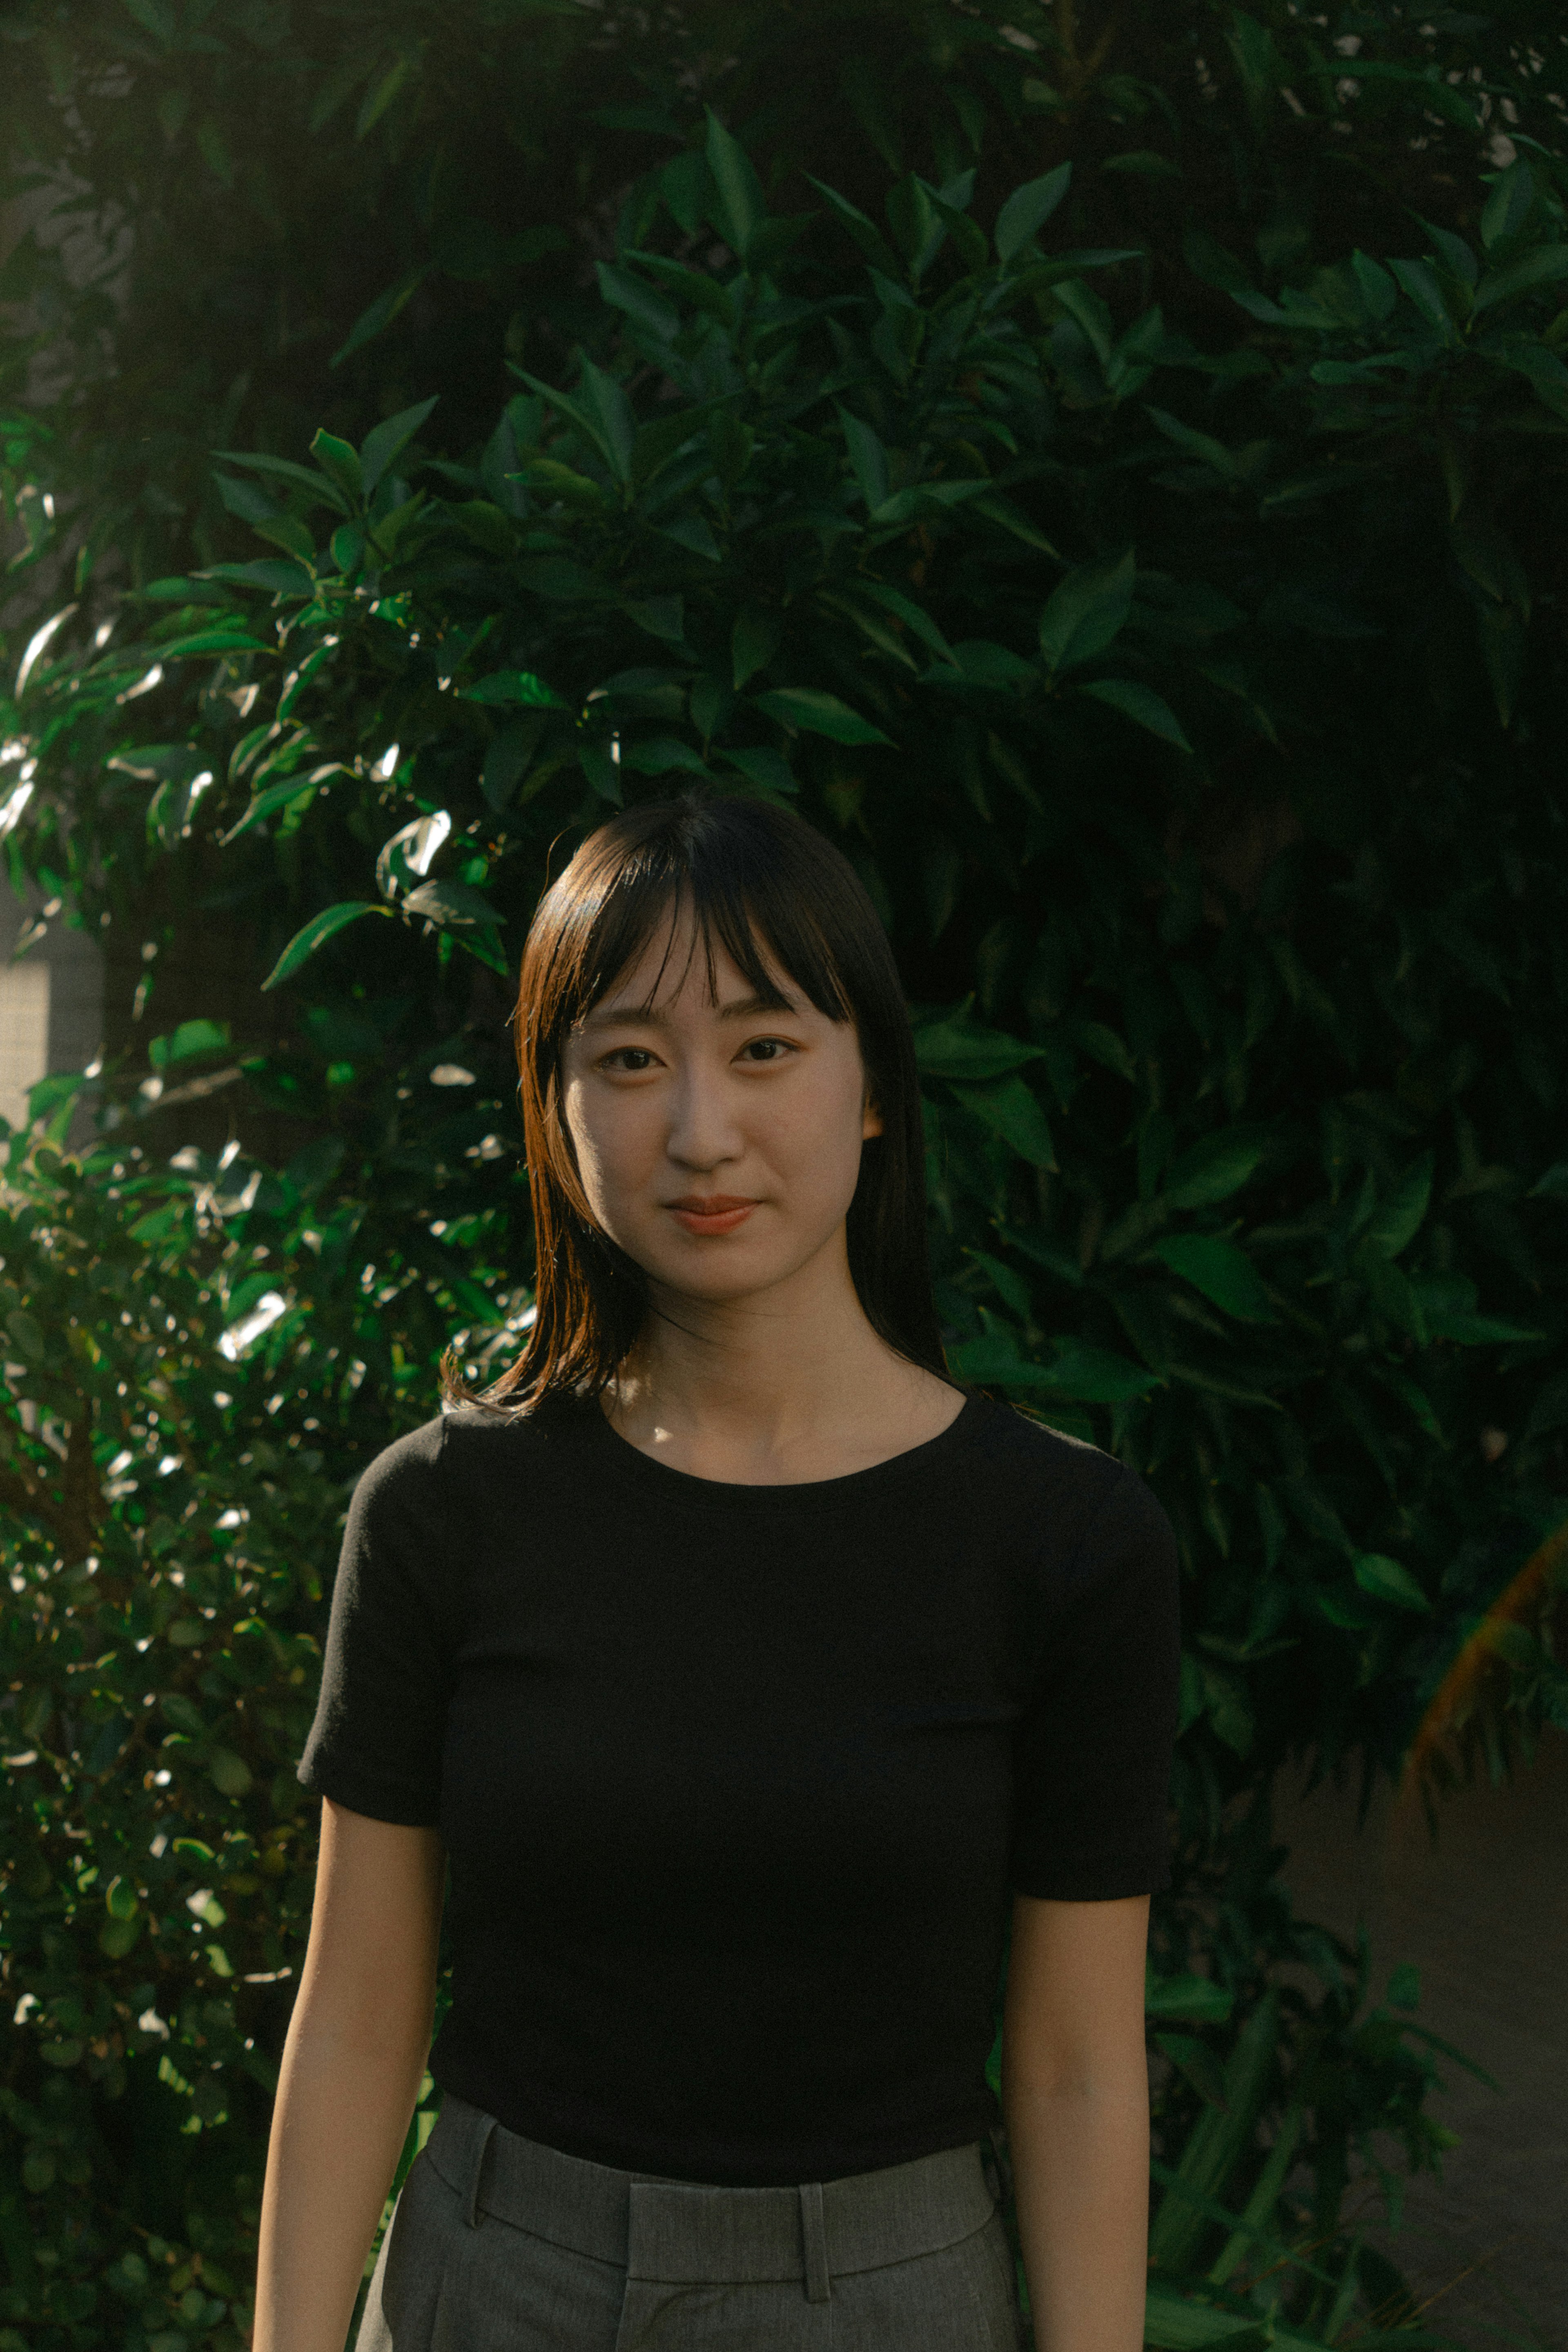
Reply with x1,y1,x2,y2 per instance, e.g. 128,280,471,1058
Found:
606,1232,950,1481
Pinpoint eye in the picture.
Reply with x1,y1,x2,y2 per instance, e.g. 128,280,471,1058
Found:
600,1046,659,1073
737,1036,796,1063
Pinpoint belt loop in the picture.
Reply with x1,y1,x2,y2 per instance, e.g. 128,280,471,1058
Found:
465,2113,499,2230
799,2180,831,2304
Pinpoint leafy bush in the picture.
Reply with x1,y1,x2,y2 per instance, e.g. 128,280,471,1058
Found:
4,7,1568,2348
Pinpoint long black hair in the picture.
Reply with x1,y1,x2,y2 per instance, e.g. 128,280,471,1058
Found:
452,791,946,1411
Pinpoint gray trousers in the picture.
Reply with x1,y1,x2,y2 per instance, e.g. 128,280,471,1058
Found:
357,2094,1023,2349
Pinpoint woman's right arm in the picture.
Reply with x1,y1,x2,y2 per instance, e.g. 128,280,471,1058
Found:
253,1799,445,2352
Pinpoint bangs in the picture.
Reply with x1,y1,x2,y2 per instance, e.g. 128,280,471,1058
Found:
543,816,854,1044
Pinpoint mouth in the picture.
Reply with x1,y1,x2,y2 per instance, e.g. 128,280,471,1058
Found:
666,1194,758,1236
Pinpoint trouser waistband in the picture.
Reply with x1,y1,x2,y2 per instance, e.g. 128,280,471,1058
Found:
423,2094,996,2302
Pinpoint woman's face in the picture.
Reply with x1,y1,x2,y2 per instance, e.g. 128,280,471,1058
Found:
559,915,882,1307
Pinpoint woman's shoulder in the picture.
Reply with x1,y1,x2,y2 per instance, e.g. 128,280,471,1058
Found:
963,1397,1173,1568
347,1394,572,1517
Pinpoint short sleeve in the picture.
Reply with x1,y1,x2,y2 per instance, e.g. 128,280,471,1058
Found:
296,1416,456,1827
1011,1467,1181,1901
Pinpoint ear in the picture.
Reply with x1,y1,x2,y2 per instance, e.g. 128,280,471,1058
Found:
860,1091,884,1141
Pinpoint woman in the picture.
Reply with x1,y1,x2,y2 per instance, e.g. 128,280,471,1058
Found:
255,792,1181,2352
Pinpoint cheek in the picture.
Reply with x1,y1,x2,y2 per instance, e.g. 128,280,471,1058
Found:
772,1061,872,1197
562,1081,632,1211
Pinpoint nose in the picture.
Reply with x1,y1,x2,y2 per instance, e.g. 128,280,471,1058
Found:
664,1062,744,1175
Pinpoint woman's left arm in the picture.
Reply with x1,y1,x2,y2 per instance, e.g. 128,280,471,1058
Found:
1002,1890,1152,2352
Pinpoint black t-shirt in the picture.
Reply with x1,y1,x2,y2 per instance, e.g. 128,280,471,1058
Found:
297,1391,1180,2186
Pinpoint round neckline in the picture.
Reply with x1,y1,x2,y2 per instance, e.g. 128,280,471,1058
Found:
579,1389,987,1512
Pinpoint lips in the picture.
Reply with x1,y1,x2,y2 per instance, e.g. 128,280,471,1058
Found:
667,1195,758,1236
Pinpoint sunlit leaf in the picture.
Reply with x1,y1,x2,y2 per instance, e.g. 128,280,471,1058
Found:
261,901,391,990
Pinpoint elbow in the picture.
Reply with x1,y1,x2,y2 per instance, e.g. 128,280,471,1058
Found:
1002,2046,1150,2109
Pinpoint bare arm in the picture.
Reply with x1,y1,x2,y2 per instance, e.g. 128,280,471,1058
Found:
1002,1892,1152,2352
253,1801,445,2352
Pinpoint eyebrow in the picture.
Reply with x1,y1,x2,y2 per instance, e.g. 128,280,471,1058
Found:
581,988,801,1030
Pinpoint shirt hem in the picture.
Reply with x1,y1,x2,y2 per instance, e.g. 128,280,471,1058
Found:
428,2049,996,2188
295,1760,442,1829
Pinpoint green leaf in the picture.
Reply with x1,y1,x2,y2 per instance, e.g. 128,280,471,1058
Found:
1072,1020,1137,1082
479,716,543,812
261,902,392,991
148,1020,230,1071
1143,2285,1328,2352
855,581,956,664
1155,2033,1229,2109
1181,226,1257,299
732,606,781,691
1372,1363,1443,1441
630,397,737,495
213,449,349,513
1481,162,1536,254
621,736,709,777
1145,406,1244,483
913,1010,1040,1080
1078,677,1191,752
1039,551,1134,673
360,397,440,499
1385,1962,1422,2009
520,557,612,602
625,593,686,643
579,743,623,805
1353,1552,1431,1613
1365,1153,1434,1258
462,670,568,709
995,165,1072,265
1149,1991,1280,2270
804,176,900,276
1104,150,1182,182
1163,1130,1268,1211
310,428,363,507
1146,1971,1235,2023
200,558,313,595
1471,243,1568,316
948,1335,1152,1399
208,1747,252,1798
964,1248,1032,1320
1388,256,1454,334
330,265,431,368
1153,1235,1274,1323
837,407,890,512
403,881,507,972
723,745,798,797
1041,1343,1162,1402
596,259,681,344
946,1336,1049,1389
154,627,273,660
705,107,765,262
950,1075,1056,1167
220,773,325,844
969,495,1060,554
575,354,636,485
623,250,737,331
753,687,891,746
403,878,501,931
251,514,317,563
866,478,990,531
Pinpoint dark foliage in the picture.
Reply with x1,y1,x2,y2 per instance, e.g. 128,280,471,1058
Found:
2,7,1566,2348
